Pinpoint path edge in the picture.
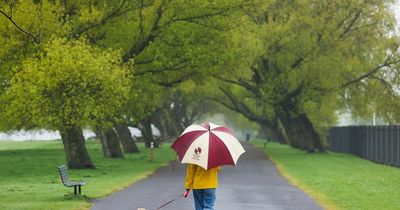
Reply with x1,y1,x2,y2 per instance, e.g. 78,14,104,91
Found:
87,160,176,209
252,142,341,210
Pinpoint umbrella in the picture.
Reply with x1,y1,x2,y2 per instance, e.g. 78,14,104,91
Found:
171,122,245,170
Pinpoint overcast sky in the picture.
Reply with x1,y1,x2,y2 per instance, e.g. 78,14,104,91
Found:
394,1,400,25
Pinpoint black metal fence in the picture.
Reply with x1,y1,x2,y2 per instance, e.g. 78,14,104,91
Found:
328,125,400,167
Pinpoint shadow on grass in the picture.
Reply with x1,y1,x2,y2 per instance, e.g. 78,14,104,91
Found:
63,193,90,201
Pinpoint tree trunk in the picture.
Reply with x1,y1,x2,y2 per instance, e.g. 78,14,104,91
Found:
165,110,181,137
139,117,158,147
151,109,168,140
257,125,268,139
59,126,95,169
115,123,140,153
96,126,124,158
154,108,180,139
269,125,287,144
283,122,301,149
96,126,111,157
279,112,312,150
259,123,286,144
279,112,325,152
105,128,124,158
296,114,325,152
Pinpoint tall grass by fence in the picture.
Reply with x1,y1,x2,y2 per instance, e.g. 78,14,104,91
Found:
328,126,400,167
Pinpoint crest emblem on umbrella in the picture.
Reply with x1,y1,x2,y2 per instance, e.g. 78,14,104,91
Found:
171,122,245,170
192,147,202,160
194,147,202,154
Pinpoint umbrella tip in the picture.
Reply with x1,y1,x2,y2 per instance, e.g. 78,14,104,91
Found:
201,122,213,131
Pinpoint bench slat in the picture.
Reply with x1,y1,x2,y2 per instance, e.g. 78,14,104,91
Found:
58,165,86,187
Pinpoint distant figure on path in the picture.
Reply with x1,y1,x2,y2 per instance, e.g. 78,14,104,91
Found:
184,164,220,210
246,133,250,141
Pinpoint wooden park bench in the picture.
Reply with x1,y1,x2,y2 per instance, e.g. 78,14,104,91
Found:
58,165,86,195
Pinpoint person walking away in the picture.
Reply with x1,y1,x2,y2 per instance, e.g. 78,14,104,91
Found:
183,164,220,210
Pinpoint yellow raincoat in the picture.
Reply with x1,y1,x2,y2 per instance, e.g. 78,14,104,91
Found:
185,164,220,189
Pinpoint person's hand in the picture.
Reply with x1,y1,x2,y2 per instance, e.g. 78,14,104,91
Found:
183,189,190,198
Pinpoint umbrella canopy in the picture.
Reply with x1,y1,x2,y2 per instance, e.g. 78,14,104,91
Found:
171,122,245,170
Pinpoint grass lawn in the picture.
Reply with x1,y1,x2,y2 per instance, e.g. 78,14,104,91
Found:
0,140,175,210
253,140,400,210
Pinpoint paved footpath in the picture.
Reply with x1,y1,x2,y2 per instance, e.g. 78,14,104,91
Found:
91,143,322,210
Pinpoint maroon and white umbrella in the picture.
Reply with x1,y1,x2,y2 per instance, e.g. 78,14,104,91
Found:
171,122,245,170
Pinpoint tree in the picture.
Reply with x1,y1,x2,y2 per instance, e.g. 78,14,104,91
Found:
0,38,131,168
212,0,400,151
0,0,142,156
34,0,247,148
0,0,68,94
82,0,262,147
151,87,210,141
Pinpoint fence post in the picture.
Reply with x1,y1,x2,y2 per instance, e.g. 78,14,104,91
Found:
385,126,388,164
388,126,393,165
380,126,383,163
397,126,400,166
364,126,370,158
375,126,378,162
361,126,366,158
368,126,372,159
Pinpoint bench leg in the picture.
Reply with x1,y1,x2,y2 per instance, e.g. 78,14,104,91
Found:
74,186,77,195
79,186,81,194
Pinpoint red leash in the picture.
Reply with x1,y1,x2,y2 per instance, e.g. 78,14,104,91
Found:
155,193,184,209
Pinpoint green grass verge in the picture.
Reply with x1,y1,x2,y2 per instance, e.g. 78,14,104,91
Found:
0,140,175,210
253,140,400,210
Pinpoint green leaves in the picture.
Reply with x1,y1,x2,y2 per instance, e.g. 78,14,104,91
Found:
1,37,131,130
1,0,399,136
210,0,400,143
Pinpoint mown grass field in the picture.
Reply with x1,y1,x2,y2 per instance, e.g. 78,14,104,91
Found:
253,141,400,210
0,140,175,210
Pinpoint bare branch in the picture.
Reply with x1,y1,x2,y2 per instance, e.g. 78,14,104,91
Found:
340,56,400,89
135,58,155,65
206,95,237,111
0,9,39,44
180,19,227,31
158,75,189,87
134,61,189,76
217,86,274,127
339,10,362,38
74,0,132,37
371,75,397,97
137,0,145,41
212,73,261,97
291,57,304,69
123,1,165,62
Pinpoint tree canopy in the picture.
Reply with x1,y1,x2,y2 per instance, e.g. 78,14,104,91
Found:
1,0,400,167
210,0,400,150
1,37,131,130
